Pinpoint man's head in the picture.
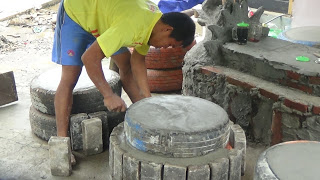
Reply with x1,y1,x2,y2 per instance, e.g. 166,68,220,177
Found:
149,12,195,49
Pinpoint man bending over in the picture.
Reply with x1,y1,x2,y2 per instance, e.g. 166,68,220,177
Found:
52,0,195,164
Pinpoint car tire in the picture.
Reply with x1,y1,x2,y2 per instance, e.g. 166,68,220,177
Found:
147,69,183,92
30,67,122,115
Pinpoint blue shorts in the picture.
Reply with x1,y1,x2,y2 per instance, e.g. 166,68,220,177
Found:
52,1,129,66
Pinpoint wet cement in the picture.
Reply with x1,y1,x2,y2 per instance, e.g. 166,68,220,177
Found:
31,66,119,92
126,95,229,132
266,141,320,180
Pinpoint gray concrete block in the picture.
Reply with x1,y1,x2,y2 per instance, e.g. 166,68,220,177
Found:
228,149,242,180
109,138,114,170
163,164,187,180
82,118,103,156
123,153,140,180
141,161,162,180
188,164,210,180
70,113,88,150
48,136,71,176
88,111,109,150
113,144,124,180
210,157,229,180
109,135,121,178
230,124,246,175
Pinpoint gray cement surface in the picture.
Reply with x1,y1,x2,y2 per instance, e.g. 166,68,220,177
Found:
224,38,320,75
265,142,320,180
0,2,267,180
127,95,228,132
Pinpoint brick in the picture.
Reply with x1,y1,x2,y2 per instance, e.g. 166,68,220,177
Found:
226,76,255,90
286,71,300,80
209,158,229,180
88,111,109,150
271,111,282,145
48,136,72,176
141,161,162,180
163,164,187,180
225,141,233,150
259,88,279,101
70,113,89,150
283,99,308,113
82,118,103,156
113,144,124,180
109,135,122,174
123,153,140,180
109,139,114,175
309,76,320,85
285,81,313,94
201,66,222,75
313,106,320,115
228,149,242,180
188,164,210,180
230,124,246,175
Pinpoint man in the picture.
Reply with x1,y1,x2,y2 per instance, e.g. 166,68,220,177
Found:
156,0,204,13
52,0,195,164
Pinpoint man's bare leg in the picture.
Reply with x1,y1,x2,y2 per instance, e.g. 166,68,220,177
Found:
54,65,82,164
111,52,143,103
109,57,119,73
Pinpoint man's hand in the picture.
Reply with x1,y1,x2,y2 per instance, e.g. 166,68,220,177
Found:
82,41,126,112
104,93,127,112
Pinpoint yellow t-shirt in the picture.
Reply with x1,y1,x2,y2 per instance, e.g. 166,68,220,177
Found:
63,0,162,57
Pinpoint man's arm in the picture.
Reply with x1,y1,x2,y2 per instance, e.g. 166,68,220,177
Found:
81,41,126,112
130,49,152,99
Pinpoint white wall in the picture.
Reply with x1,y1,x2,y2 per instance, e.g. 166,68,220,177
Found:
291,0,320,28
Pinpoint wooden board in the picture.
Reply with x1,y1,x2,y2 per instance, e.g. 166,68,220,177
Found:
288,0,294,15
0,71,18,106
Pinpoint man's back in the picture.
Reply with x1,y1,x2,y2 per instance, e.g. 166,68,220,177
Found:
64,0,162,57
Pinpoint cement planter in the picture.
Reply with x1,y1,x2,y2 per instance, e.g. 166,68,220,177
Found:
109,95,247,179
109,122,246,180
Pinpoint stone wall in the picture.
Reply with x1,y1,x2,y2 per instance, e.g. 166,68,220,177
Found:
182,0,320,145
183,65,320,145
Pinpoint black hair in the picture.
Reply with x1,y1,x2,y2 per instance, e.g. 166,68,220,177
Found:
161,12,195,48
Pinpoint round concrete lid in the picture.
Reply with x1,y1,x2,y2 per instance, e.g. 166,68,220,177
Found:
126,95,229,132
266,141,320,180
284,26,320,42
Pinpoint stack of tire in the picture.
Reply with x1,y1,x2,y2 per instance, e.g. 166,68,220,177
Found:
29,67,123,150
145,46,186,92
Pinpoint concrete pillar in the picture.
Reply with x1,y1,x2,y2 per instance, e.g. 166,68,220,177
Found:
48,136,72,176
